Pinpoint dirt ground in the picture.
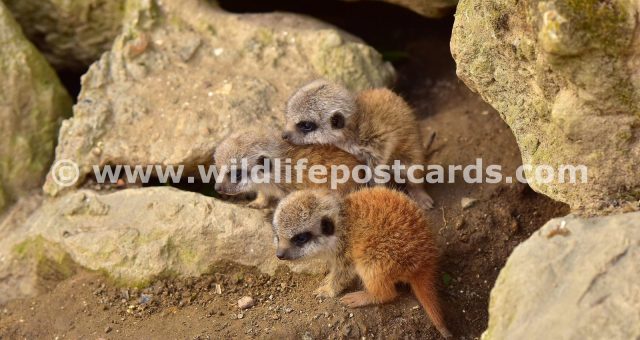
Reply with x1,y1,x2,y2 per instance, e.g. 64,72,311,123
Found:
0,2,569,339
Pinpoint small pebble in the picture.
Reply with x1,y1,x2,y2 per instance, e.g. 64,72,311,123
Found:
104,326,112,334
116,178,126,188
238,296,255,309
139,294,152,305
461,197,478,209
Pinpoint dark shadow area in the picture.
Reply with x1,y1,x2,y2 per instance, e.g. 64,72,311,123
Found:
57,68,86,102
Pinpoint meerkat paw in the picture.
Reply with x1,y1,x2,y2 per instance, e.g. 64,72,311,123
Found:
247,199,269,209
314,284,339,298
340,291,376,308
408,188,434,210
417,194,435,210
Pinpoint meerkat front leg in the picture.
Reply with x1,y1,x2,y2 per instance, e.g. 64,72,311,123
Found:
340,271,397,308
315,259,355,298
401,157,434,209
247,191,270,209
407,183,434,210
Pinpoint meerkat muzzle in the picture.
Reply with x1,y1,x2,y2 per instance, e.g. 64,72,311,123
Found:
275,248,288,260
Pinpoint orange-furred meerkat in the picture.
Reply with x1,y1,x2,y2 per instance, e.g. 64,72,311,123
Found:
213,128,363,209
272,187,451,338
282,79,434,209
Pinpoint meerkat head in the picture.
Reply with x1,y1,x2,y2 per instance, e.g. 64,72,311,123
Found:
213,128,279,196
272,190,343,261
282,79,357,145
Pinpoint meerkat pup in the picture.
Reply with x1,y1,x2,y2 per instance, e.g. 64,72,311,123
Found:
282,79,434,209
213,128,362,209
272,187,451,338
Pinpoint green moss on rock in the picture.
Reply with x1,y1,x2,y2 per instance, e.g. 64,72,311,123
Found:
0,2,72,214
452,0,640,213
12,236,78,287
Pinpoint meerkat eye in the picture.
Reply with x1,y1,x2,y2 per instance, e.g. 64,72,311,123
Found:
230,169,243,182
330,112,345,129
320,217,335,235
291,232,313,247
296,121,318,134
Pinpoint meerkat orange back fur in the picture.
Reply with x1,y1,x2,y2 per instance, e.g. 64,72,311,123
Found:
272,187,451,338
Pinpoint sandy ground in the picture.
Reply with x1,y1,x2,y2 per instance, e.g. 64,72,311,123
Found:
0,2,569,339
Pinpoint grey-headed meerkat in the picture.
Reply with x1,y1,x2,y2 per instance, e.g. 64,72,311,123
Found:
282,79,434,209
213,128,362,209
272,187,451,338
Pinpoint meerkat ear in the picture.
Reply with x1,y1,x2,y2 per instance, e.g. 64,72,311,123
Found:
320,216,335,235
330,112,345,129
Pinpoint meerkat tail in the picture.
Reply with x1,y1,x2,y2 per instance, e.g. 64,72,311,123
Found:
409,274,452,339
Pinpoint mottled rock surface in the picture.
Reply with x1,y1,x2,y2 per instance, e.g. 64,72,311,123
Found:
483,212,640,339
451,0,640,212
44,0,395,196
4,0,126,70
0,188,324,303
0,2,72,213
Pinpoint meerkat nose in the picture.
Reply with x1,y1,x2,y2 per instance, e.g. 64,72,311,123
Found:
281,132,290,140
276,249,287,260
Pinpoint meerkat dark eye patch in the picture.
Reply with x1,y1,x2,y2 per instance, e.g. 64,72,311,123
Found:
257,155,269,168
291,232,313,247
330,112,345,129
230,169,243,182
321,217,335,235
296,121,318,134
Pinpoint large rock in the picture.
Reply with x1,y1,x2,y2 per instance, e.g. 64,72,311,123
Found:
43,0,395,196
0,195,48,302
451,0,640,212
0,187,323,303
4,0,126,71
483,212,640,339
0,2,72,213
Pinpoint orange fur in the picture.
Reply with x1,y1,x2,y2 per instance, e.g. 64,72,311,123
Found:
354,89,425,169
349,89,433,209
342,187,450,338
284,144,362,194
214,128,364,208
283,80,434,209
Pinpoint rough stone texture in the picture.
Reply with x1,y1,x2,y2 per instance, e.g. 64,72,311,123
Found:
0,195,80,304
0,187,324,303
43,0,395,196
4,0,126,71
483,212,640,340
451,0,640,212
0,2,72,213
354,0,457,18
